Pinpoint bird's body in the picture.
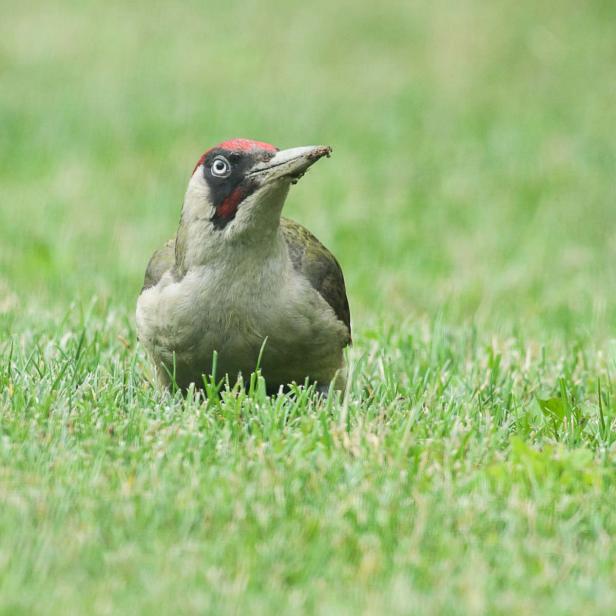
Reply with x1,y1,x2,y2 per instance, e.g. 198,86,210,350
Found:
136,139,350,393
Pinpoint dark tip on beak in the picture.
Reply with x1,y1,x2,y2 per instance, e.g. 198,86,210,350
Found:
248,145,333,183
308,145,332,160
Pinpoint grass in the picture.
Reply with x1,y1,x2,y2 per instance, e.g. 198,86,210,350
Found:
2,0,616,613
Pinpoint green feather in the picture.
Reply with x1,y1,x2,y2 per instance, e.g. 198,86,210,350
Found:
141,238,175,292
140,218,352,346
281,218,351,343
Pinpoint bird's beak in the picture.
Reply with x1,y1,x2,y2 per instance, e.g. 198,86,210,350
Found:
248,145,332,184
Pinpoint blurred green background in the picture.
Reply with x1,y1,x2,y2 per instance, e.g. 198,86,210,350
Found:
3,2,616,614
2,0,615,338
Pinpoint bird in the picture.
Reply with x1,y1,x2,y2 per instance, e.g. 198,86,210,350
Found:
136,138,351,395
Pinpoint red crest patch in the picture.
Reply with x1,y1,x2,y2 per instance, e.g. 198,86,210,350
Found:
192,138,278,174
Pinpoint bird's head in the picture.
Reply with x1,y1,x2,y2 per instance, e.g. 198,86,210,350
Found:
182,138,331,244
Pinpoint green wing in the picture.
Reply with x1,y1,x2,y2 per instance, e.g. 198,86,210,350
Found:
281,217,351,343
141,238,175,292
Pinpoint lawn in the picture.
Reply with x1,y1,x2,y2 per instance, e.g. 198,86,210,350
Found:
2,0,616,613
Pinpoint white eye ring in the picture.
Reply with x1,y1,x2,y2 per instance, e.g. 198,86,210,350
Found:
211,156,231,178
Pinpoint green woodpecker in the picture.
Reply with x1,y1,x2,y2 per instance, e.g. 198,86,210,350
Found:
136,138,351,394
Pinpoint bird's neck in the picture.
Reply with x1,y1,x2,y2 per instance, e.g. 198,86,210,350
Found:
175,182,289,276
174,214,286,277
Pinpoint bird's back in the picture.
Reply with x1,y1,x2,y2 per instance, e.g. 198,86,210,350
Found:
280,217,351,344
141,238,175,292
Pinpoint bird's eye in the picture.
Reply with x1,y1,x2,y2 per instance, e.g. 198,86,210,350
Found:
211,156,231,178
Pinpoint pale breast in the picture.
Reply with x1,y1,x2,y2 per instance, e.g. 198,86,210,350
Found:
136,262,347,390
